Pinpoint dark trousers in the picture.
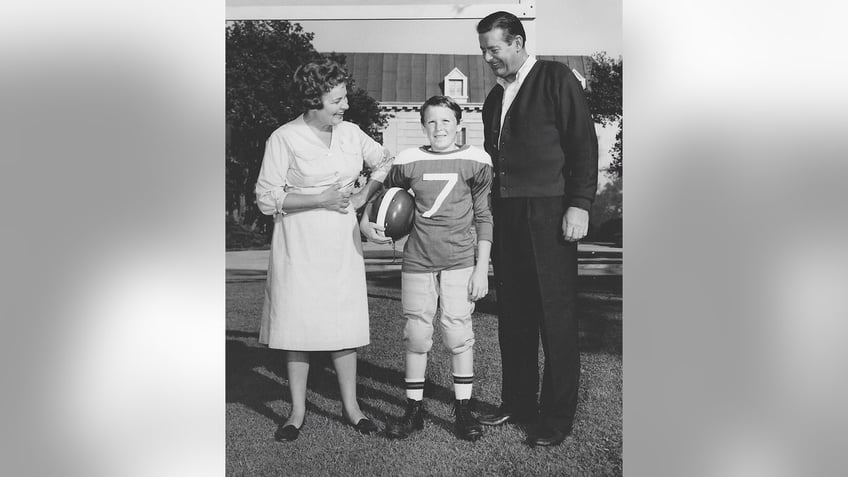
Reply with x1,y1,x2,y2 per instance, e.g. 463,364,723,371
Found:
492,196,580,433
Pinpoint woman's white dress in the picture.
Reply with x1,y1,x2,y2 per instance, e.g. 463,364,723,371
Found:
254,115,391,351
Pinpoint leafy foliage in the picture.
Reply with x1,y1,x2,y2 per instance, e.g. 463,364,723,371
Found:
225,20,388,232
586,53,622,178
588,175,623,245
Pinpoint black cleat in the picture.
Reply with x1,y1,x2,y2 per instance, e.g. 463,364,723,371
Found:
453,399,483,441
384,399,425,439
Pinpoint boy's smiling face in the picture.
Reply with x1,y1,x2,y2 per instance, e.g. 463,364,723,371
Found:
421,105,460,152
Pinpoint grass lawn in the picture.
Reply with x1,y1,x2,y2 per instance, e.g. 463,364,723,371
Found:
226,270,622,476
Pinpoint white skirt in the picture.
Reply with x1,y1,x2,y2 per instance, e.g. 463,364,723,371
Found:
259,204,369,351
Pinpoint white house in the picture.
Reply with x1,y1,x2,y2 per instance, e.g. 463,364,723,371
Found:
336,52,595,155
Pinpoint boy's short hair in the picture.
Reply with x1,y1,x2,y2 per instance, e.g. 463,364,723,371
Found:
476,10,527,46
420,95,463,125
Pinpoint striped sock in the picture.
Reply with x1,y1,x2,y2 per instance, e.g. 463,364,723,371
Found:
453,374,473,401
405,379,425,401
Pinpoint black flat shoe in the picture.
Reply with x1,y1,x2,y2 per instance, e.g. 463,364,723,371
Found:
351,417,379,435
342,408,379,435
275,424,300,442
275,416,305,442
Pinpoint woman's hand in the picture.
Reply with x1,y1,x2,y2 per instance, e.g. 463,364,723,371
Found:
467,265,490,302
359,214,393,244
318,183,351,213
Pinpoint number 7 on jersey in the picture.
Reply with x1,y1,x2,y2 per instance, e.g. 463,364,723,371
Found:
420,173,458,218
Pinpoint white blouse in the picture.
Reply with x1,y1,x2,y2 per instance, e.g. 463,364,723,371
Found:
255,115,392,216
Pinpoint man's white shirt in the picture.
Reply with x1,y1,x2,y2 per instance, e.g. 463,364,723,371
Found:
497,55,537,135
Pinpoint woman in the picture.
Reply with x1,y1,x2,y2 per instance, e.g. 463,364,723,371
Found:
254,59,393,442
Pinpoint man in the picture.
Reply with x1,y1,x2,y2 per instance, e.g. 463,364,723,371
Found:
475,11,598,447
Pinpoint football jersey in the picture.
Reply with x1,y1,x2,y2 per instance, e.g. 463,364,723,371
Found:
384,144,493,273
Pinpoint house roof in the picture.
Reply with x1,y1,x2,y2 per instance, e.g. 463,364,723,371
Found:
333,52,594,105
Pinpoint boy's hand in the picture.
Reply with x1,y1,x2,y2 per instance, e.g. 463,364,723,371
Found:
359,215,393,244
467,266,489,301
350,189,368,210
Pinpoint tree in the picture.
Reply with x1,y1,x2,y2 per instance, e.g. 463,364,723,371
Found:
587,175,622,244
586,52,622,178
225,20,388,233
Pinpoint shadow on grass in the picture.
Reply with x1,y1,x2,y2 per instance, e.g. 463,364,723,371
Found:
227,313,619,440
227,266,620,440
226,337,466,436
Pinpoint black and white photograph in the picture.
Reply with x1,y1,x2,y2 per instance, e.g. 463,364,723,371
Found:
225,1,623,474
10,1,848,476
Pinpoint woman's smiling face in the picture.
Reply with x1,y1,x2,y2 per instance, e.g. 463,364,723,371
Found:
312,83,349,129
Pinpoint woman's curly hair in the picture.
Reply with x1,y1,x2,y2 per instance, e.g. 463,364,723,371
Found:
293,59,351,111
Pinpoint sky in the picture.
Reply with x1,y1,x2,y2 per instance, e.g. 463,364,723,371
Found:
231,0,623,57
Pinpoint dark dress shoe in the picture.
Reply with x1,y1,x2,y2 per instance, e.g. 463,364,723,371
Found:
525,424,567,447
476,407,513,426
274,423,302,442
478,406,538,427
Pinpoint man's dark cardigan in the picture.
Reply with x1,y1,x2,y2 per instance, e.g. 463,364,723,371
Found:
482,60,598,210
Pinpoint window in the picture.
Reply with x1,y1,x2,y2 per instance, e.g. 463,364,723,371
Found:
443,67,468,103
456,127,467,147
447,79,464,98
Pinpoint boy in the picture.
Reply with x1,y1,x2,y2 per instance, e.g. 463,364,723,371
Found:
361,95,493,441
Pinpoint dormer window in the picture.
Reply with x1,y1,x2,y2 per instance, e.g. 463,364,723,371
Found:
443,67,468,104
